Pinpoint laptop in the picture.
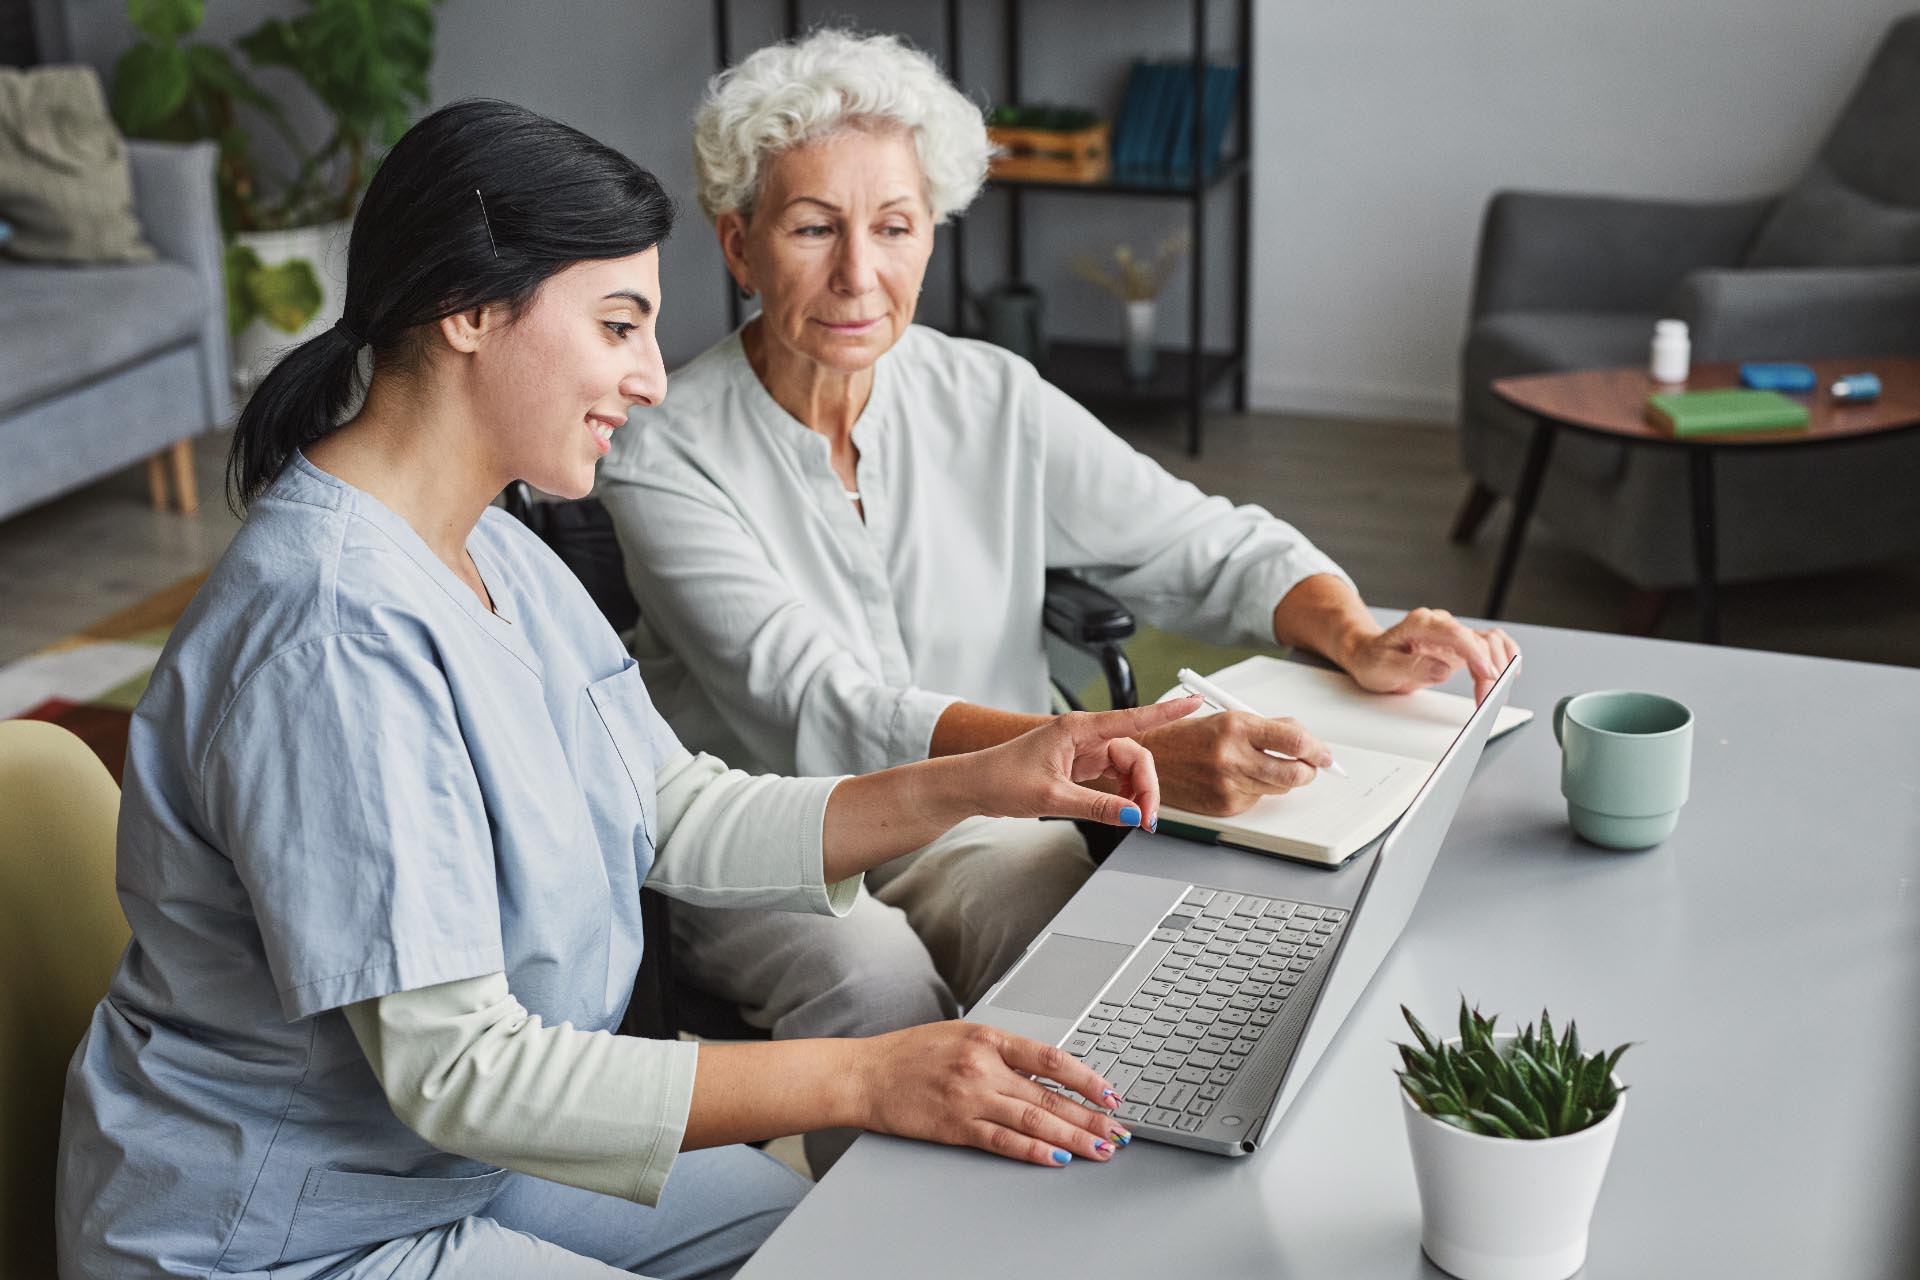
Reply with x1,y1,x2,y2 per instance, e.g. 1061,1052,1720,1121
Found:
969,656,1519,1156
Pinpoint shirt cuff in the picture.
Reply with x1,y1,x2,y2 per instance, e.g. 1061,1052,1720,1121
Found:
628,1038,699,1205
1235,554,1356,649
884,687,962,771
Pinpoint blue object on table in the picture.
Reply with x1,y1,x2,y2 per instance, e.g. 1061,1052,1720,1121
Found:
0,219,13,248
1831,372,1882,403
1739,362,1817,392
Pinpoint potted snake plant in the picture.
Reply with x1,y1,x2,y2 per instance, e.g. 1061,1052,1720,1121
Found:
1396,1000,1634,1280
111,0,442,389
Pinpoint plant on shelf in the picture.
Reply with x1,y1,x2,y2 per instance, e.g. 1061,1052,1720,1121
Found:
111,0,441,377
1069,230,1190,385
1395,999,1635,1280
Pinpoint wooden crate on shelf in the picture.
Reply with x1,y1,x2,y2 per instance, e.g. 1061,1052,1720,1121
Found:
987,122,1111,183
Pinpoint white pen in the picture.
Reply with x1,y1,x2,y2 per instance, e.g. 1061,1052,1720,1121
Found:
1175,667,1350,778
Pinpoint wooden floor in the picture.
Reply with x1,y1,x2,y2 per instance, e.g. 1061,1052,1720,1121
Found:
4,414,1919,670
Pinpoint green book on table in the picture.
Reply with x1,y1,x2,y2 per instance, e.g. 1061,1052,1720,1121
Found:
1647,388,1810,435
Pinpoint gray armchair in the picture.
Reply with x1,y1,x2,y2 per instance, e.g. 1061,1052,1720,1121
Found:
0,140,232,521
1453,14,1920,604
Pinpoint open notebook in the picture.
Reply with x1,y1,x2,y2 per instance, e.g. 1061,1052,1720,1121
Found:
1153,656,1532,865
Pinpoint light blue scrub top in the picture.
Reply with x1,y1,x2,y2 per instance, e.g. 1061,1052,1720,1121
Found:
57,455,680,1277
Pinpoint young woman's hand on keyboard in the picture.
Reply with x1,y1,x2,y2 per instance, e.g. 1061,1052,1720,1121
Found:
856,1021,1133,1166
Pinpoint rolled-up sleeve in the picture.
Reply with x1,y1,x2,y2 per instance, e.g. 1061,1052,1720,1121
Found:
344,973,696,1206
602,472,959,777
647,747,860,916
1035,376,1353,647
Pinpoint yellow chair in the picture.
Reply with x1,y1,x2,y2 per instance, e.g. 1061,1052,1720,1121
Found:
0,720,127,1279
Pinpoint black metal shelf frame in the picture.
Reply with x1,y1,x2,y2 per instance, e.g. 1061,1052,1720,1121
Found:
715,0,1252,456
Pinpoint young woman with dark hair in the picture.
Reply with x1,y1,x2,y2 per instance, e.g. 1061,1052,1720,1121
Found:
56,100,1197,1278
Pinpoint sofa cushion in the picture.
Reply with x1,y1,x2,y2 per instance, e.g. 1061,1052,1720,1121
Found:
1744,164,1920,269
0,258,207,415
0,66,153,263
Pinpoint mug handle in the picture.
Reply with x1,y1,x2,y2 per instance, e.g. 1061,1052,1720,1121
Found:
1553,695,1574,747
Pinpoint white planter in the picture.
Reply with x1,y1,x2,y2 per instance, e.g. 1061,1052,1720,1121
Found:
230,219,353,394
1401,1040,1625,1280
1123,298,1157,383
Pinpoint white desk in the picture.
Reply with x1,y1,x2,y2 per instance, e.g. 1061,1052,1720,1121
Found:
740,619,1920,1279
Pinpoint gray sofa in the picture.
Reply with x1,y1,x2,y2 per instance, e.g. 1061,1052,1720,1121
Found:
1453,14,1920,598
0,139,231,521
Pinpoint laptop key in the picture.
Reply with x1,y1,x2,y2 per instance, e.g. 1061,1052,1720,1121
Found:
1188,1051,1221,1069
1223,1053,1246,1070
1321,908,1347,923
1188,1098,1214,1118
1175,1066,1210,1085
1202,893,1242,919
1119,1048,1152,1067
1263,901,1295,919
1095,1036,1130,1054
1171,941,1203,957
1141,1065,1175,1085
1151,929,1184,943
1148,1107,1183,1127
1219,1010,1250,1026
1277,972,1301,986
1159,1082,1197,1110
1120,1007,1152,1022
1092,1003,1124,1020
1128,1082,1163,1108
1170,902,1203,918
1250,1012,1274,1028
1152,1051,1186,1069
1140,980,1174,998
1182,888,1214,907
1132,1033,1166,1054
1174,1114,1204,1132
1199,1083,1226,1101
1065,1033,1097,1056
1292,905,1323,920
1087,1050,1119,1076
1144,1017,1178,1037
1209,1068,1235,1086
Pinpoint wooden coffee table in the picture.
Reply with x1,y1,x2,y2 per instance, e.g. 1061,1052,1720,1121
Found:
1483,356,1920,643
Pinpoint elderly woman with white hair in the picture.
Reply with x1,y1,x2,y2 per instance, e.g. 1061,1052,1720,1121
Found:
599,29,1516,1172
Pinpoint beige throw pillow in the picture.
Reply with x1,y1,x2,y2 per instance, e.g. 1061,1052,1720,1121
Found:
0,65,154,262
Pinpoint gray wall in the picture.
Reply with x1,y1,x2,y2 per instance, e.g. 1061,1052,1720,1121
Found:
1250,0,1916,422
43,0,1915,409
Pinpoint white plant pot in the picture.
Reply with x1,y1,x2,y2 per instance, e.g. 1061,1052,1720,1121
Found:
230,219,353,394
1123,298,1157,384
1401,1038,1625,1280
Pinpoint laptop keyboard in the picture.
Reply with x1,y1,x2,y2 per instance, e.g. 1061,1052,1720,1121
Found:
1061,887,1347,1133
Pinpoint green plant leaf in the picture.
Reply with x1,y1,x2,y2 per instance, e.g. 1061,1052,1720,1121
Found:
1466,1108,1519,1140
1402,1006,1438,1056
224,242,262,335
1563,1019,1580,1066
245,256,325,333
129,0,203,41
1436,1113,1489,1137
111,42,192,136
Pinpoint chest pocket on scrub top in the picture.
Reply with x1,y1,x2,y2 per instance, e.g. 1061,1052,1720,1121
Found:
584,661,669,857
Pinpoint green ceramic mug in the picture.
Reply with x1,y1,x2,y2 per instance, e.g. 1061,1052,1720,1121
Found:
1552,691,1693,849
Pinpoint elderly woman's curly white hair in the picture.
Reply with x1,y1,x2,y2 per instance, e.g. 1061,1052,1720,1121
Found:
693,28,992,223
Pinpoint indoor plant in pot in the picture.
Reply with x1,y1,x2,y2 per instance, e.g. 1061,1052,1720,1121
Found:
111,0,442,388
1070,229,1188,386
1397,1000,1634,1280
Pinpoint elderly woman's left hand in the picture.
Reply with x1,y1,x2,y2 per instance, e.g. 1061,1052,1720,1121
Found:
1341,608,1519,703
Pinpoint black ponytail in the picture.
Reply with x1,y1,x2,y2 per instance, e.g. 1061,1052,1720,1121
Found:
226,99,677,512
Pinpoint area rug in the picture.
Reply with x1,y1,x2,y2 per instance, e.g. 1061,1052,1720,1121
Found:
0,574,206,781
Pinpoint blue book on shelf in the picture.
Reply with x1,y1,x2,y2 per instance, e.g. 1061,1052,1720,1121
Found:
1165,61,1200,176
1111,61,1154,171
1136,62,1180,174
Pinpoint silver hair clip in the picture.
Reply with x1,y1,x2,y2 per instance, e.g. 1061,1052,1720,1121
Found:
475,188,499,258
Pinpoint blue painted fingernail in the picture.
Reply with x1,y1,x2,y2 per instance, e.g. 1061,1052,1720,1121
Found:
1119,804,1142,827
1051,1149,1072,1164
1147,816,1158,834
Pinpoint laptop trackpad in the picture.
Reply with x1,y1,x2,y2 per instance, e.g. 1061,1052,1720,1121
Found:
986,933,1134,1019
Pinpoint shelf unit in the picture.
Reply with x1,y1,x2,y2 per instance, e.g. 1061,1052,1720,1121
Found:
714,0,1252,455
